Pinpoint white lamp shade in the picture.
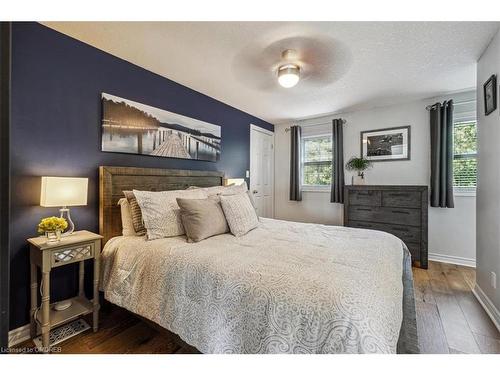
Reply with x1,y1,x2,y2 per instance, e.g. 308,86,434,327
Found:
223,178,245,186
40,177,88,207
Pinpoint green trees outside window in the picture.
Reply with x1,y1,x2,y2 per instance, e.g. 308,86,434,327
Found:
453,121,477,188
301,135,332,186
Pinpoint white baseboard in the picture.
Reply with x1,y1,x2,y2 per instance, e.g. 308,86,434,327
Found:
472,284,500,333
428,252,476,268
8,323,31,348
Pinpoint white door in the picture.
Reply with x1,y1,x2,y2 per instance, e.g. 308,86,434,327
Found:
250,124,274,218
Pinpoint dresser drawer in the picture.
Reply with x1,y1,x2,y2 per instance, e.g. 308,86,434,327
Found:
348,220,421,244
348,190,381,206
382,190,421,208
348,206,421,226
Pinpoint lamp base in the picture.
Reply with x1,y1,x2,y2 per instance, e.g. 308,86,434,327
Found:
59,207,75,236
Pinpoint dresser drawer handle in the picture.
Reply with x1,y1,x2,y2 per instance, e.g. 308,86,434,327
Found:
357,191,372,196
356,208,372,212
391,210,410,214
388,193,410,197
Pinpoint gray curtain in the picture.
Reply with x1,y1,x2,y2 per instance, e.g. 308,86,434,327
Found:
331,119,345,203
430,100,454,208
289,125,302,201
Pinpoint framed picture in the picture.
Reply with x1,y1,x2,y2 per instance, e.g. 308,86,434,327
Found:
101,93,221,162
360,126,411,162
483,74,497,116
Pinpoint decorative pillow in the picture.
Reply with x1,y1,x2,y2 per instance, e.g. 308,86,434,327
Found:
187,183,245,197
133,189,207,240
118,198,138,236
245,189,257,210
177,197,229,242
123,191,147,236
220,193,259,237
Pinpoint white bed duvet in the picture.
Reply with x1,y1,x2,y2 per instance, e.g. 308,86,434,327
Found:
100,218,409,353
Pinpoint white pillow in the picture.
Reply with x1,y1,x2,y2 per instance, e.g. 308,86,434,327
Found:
220,192,259,237
133,189,208,240
118,198,138,236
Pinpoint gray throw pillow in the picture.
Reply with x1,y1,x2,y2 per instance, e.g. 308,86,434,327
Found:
220,193,259,237
177,197,229,242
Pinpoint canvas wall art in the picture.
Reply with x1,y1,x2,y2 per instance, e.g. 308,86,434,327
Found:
360,126,410,162
101,93,221,162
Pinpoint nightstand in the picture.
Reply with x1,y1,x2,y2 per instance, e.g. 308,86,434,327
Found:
28,230,103,349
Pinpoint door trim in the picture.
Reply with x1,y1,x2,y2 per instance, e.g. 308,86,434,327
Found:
249,124,275,218
0,22,12,350
250,123,274,136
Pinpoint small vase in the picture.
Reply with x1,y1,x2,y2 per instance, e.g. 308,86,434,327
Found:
45,230,62,243
352,173,366,185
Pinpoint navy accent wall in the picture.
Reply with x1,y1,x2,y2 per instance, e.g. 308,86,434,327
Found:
9,22,273,330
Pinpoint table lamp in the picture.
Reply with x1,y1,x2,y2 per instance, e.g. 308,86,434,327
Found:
223,178,245,186
40,176,88,236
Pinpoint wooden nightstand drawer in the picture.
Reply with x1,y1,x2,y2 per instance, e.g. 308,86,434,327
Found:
51,242,94,267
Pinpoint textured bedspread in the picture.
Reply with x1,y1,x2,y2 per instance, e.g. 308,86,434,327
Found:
101,218,417,354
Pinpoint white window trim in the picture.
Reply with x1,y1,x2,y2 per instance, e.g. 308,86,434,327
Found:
454,187,476,197
300,133,333,192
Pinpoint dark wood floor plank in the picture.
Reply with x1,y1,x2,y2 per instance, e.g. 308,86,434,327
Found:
449,347,467,354
429,264,481,354
439,263,500,340
473,333,500,354
413,268,436,305
86,321,160,354
458,266,476,290
456,292,500,340
415,300,449,354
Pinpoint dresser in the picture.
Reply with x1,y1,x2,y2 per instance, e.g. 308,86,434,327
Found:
344,185,428,269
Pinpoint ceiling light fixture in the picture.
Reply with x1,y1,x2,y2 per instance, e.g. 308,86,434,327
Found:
277,50,300,88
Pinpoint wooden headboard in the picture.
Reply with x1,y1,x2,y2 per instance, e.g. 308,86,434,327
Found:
99,166,224,245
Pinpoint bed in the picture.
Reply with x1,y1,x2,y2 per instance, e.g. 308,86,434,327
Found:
98,166,419,354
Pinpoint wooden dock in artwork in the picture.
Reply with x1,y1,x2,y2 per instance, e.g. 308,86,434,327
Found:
149,129,219,160
150,133,191,158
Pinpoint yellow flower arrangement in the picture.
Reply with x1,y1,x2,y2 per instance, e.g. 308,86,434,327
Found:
37,216,68,234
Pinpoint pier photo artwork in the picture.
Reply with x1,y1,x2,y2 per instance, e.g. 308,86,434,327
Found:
101,93,221,162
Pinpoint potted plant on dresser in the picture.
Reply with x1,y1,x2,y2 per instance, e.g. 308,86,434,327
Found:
345,156,372,185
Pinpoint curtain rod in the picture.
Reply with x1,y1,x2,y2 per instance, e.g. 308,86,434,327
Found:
284,119,347,132
425,99,476,111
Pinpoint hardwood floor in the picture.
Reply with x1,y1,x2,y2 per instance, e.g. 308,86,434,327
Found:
16,261,500,354
414,261,500,354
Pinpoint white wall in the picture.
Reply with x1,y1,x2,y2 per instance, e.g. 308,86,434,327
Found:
275,93,476,265
476,28,500,314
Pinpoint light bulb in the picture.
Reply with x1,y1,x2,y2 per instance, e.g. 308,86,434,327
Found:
278,64,300,88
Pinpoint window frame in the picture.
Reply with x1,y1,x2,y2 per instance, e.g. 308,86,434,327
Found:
453,119,477,196
300,133,333,192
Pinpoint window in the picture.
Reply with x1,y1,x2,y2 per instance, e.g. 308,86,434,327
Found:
301,134,332,189
453,121,477,192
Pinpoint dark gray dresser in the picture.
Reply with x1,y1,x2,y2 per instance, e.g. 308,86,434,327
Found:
344,185,428,269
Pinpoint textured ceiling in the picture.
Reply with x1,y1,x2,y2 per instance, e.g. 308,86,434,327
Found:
42,21,499,123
